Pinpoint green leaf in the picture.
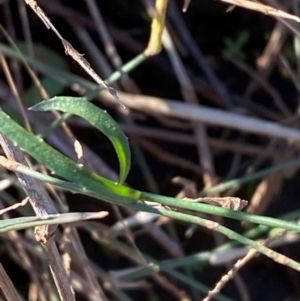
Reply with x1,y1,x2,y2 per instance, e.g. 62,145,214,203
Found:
0,212,108,232
0,107,140,204
30,96,131,183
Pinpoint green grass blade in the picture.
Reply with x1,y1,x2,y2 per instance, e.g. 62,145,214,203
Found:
30,96,131,183
2,112,300,271
0,107,140,204
142,192,300,232
0,212,107,232
2,107,300,232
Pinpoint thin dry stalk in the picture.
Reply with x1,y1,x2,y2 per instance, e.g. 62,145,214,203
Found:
162,29,216,187
217,0,300,22
139,139,202,174
69,12,174,271
23,0,123,107
0,137,75,301
3,0,24,91
143,0,216,187
0,263,22,301
66,229,109,301
246,149,296,216
3,231,49,301
17,0,35,62
0,49,31,131
182,0,191,12
90,227,191,301
169,0,234,109
246,22,289,96
0,81,119,181
0,44,74,301
0,197,29,215
117,123,275,158
0,25,87,171
183,196,248,211
84,0,140,94
204,228,294,301
227,56,291,117
203,248,257,301
142,221,184,257
279,54,300,94
69,23,115,85
100,91,300,142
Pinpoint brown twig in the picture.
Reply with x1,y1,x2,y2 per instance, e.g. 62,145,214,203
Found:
0,32,75,300
100,91,300,142
0,263,22,301
203,248,257,301
23,0,124,108
0,138,75,301
217,0,300,22
184,196,248,211
205,228,295,301
169,0,234,109
143,0,216,188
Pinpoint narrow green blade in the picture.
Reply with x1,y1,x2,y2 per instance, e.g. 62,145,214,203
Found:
0,211,108,232
30,96,131,183
0,107,140,204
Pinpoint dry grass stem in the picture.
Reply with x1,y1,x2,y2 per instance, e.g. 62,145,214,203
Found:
0,263,22,301
23,0,124,108
218,0,300,22
100,91,300,142
203,248,257,301
1,0,300,299
0,197,29,215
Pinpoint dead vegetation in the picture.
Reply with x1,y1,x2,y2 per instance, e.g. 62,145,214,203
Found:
1,0,300,300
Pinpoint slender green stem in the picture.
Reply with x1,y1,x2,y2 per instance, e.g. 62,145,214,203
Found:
0,43,147,137
151,206,300,272
107,53,147,85
201,157,300,195
142,192,300,232
7,160,300,233
7,162,300,272
40,53,147,137
118,209,300,276
86,229,234,301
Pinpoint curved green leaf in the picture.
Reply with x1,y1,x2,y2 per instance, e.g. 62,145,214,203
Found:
0,107,140,204
3,105,300,236
30,96,130,183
